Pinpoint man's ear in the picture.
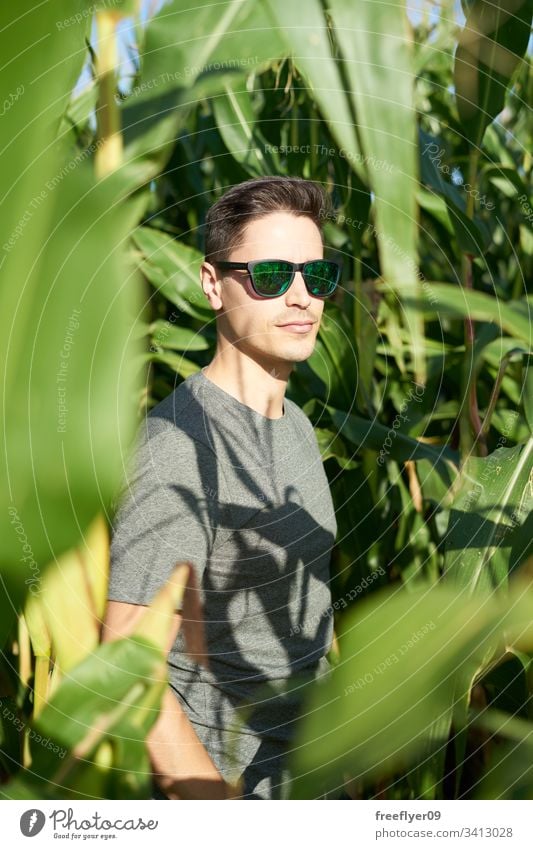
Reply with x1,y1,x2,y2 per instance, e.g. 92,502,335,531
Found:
200,261,223,311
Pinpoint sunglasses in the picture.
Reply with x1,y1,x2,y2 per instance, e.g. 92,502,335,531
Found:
215,258,341,298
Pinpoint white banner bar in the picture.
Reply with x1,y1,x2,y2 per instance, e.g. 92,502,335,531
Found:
2,799,531,848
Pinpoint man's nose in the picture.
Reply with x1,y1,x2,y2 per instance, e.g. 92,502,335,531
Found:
285,271,311,307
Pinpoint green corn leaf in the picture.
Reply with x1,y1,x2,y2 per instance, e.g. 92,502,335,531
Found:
132,227,213,323
212,80,279,176
264,0,366,181
454,0,533,150
443,438,533,594
288,580,533,797
397,284,531,343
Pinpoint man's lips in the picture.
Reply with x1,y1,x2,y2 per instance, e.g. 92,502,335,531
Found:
277,321,315,327
276,321,316,333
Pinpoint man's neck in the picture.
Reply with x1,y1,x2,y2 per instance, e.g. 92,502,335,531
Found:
202,350,290,420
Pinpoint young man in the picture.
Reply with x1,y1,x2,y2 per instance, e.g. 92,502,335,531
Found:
102,176,340,800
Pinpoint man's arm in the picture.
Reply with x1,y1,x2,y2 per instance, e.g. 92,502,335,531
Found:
101,599,239,800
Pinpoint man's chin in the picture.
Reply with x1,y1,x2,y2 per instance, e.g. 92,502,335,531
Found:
268,351,313,371
281,342,316,362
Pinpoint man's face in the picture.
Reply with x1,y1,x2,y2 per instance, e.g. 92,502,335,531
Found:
201,211,326,373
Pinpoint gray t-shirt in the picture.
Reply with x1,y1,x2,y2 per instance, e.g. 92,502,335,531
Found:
108,367,337,799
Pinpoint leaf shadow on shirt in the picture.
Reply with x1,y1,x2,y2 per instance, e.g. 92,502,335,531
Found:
111,385,337,798
179,408,334,793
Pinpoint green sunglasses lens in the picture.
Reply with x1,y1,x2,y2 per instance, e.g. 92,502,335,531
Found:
248,259,339,297
251,260,293,296
303,260,339,296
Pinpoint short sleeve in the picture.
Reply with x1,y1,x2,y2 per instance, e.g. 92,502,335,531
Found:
107,413,219,608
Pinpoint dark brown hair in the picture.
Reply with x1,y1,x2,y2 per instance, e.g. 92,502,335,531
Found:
203,176,332,264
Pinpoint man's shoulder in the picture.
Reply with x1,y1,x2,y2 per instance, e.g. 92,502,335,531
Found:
285,396,316,437
146,375,195,425
139,372,214,455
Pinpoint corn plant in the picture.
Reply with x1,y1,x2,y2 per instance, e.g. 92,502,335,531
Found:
1,0,532,799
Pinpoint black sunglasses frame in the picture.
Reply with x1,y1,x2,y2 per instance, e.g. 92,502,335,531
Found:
214,258,341,299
